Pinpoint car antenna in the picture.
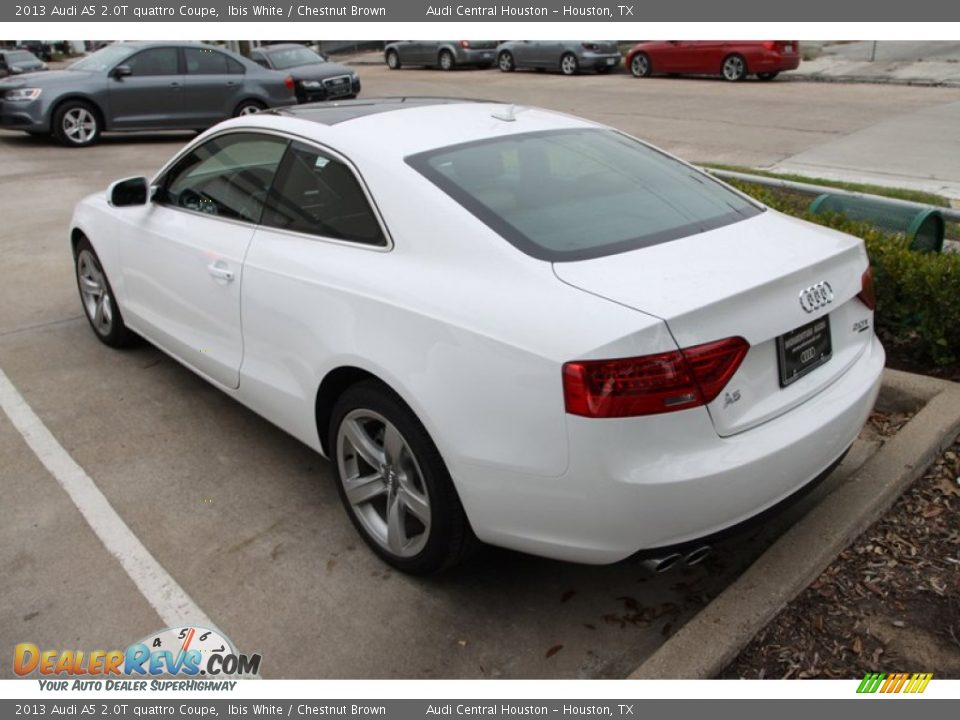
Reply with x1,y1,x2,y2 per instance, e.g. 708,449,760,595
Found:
491,104,519,122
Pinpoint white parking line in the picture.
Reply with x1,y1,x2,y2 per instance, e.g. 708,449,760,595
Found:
0,366,215,630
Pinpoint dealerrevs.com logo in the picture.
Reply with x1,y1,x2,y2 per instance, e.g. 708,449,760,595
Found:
14,626,261,691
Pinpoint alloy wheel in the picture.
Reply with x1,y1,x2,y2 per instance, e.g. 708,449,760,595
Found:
62,107,97,145
77,249,113,336
723,55,746,81
337,409,432,558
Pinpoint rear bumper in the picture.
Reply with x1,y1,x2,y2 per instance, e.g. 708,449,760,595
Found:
454,335,884,564
454,48,497,65
752,52,801,73
580,52,621,70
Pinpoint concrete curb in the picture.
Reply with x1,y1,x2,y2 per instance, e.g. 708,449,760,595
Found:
785,74,960,88
628,369,960,679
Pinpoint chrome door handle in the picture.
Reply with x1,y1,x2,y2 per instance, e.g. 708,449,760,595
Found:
208,262,235,282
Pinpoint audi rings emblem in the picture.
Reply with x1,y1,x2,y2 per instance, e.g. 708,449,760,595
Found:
799,281,834,313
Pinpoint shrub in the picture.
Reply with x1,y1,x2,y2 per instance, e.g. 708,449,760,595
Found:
728,180,960,368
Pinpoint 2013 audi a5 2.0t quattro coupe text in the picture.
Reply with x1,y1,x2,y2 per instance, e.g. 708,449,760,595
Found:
69,98,884,574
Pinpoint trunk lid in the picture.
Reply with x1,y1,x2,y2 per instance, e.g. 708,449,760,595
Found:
553,210,874,436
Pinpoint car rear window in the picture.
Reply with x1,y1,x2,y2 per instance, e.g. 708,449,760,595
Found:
406,128,763,262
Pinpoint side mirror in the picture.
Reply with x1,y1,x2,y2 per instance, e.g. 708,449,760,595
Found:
108,176,150,207
112,64,132,79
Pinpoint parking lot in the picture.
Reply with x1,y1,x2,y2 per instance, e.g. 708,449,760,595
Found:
2,62,960,679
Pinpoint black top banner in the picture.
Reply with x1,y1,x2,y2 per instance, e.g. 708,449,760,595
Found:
5,0,959,22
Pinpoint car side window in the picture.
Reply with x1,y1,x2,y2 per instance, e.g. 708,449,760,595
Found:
250,52,270,69
159,133,289,224
226,56,245,74
124,47,179,76
262,142,386,246
184,47,229,75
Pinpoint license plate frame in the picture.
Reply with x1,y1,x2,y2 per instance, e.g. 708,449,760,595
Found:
777,315,832,388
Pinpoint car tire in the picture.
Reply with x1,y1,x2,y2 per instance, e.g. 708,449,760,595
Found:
498,51,515,72
438,50,455,71
74,237,135,348
385,49,401,69
722,54,748,81
233,100,265,117
630,52,652,78
757,71,780,81
560,52,579,76
52,100,101,148
329,380,476,574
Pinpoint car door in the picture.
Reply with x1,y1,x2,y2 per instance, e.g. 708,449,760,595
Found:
107,46,184,129
120,131,289,388
182,47,246,128
239,138,389,433
532,41,562,67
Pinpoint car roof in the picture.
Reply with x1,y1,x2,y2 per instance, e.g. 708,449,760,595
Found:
245,97,599,161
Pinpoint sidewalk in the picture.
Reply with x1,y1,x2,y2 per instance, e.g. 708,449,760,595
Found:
792,41,960,87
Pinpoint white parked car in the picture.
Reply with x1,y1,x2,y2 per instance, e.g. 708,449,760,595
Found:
69,98,884,574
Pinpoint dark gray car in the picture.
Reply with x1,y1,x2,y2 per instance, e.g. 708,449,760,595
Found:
0,49,48,78
496,41,621,75
384,41,498,71
250,44,360,103
0,41,296,147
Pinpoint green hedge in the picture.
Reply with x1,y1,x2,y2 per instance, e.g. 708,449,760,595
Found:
728,180,960,368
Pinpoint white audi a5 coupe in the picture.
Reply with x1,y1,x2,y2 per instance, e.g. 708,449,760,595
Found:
69,98,884,573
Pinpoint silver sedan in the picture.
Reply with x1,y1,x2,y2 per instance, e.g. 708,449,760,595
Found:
496,41,621,75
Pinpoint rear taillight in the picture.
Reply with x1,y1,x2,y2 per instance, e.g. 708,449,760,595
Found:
459,40,470,48
581,43,599,52
858,266,876,310
763,41,777,50
284,75,295,92
562,337,750,418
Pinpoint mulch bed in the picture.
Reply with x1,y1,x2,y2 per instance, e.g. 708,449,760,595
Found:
722,417,960,679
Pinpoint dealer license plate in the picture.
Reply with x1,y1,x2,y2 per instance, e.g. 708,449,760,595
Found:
776,315,832,387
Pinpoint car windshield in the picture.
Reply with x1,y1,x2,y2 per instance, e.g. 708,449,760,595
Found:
8,51,37,63
407,128,763,262
265,46,324,69
68,45,136,71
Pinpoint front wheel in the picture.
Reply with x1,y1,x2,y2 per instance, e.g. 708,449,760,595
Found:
498,51,515,72
75,238,134,348
330,380,475,574
630,52,652,78
53,100,101,147
385,49,401,69
722,54,748,81
560,52,579,76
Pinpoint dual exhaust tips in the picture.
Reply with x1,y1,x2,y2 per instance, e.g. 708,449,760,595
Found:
641,545,712,573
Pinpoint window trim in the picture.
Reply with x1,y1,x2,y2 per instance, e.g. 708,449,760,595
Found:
150,127,394,252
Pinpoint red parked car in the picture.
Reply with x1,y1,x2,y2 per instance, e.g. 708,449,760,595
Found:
626,41,800,81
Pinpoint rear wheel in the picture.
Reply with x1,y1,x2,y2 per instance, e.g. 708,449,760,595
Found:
757,71,780,81
498,51,514,72
53,100,101,148
438,49,454,71
630,52,652,77
722,54,748,81
74,238,134,348
560,52,579,76
330,381,475,574
233,100,265,117
385,49,401,69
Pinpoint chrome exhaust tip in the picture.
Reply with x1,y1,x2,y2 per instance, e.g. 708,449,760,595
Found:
684,545,712,566
641,553,683,573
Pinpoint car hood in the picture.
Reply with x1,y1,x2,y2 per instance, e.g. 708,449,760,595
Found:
286,62,355,80
0,68,92,89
